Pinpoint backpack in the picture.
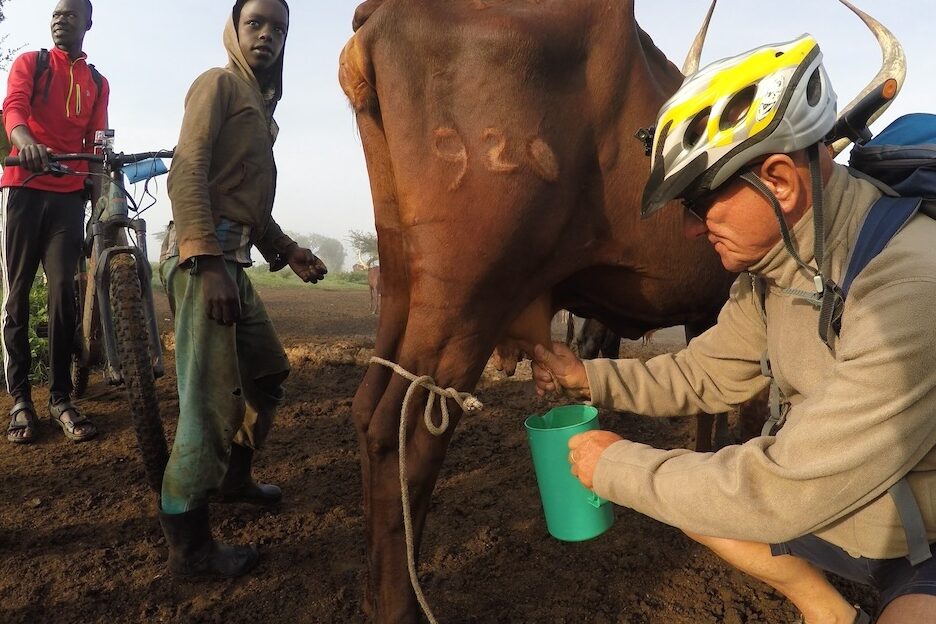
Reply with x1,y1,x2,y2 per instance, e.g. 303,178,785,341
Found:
0,49,104,162
30,48,105,104
842,113,936,299
755,114,936,565
824,114,936,566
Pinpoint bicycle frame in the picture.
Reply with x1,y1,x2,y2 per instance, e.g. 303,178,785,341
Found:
77,145,165,384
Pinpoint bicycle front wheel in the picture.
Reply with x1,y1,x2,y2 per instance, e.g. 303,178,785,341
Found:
108,252,168,493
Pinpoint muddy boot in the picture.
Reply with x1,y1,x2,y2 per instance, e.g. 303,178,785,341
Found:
218,443,282,506
158,505,259,579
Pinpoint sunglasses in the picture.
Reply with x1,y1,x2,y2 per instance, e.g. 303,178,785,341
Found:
682,190,719,222
681,160,767,223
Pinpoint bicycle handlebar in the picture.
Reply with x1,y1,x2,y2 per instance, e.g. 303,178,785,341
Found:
3,149,174,169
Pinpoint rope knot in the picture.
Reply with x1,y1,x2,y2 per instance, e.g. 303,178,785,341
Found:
370,356,484,436
368,355,485,624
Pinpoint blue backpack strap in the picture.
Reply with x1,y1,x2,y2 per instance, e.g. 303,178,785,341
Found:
841,196,922,298
841,195,931,565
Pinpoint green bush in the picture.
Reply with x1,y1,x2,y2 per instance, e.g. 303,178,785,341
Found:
242,265,368,291
27,274,50,384
337,270,369,285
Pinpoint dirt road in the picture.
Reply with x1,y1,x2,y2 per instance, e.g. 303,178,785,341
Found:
0,286,873,623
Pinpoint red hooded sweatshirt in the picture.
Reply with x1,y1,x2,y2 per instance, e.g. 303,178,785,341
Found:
1,46,109,193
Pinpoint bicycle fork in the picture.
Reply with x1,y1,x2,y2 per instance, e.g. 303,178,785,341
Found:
92,215,165,385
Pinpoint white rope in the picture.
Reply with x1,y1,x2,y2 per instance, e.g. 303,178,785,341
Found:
370,356,484,624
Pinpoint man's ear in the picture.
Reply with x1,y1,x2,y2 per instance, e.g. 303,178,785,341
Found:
758,154,801,215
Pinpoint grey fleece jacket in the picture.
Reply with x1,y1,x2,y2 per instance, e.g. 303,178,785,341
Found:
584,164,936,559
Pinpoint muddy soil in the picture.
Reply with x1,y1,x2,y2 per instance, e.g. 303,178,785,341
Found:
0,287,875,623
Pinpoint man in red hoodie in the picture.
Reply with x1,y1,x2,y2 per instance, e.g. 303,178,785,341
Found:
2,0,108,444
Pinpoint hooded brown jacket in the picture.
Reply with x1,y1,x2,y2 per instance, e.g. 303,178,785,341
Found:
584,164,936,559
166,12,295,264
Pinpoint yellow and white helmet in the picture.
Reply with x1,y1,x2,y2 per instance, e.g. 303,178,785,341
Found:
641,34,837,217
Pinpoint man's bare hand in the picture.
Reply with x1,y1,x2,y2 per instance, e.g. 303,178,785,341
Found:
531,342,591,400
568,430,623,490
198,256,241,326
10,126,51,173
287,247,328,283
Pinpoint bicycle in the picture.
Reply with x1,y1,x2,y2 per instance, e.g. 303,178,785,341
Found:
5,130,173,493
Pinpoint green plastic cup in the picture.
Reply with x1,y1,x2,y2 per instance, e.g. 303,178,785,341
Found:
524,404,614,542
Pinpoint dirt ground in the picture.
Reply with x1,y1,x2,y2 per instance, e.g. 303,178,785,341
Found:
0,286,876,623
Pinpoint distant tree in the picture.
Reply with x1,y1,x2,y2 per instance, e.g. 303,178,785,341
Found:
0,1,22,70
348,230,378,267
288,231,347,273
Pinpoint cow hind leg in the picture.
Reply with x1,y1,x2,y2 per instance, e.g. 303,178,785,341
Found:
354,319,491,623
358,392,449,622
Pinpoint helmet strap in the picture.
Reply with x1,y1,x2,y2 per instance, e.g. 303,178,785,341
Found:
739,143,827,295
807,142,826,286
740,144,843,348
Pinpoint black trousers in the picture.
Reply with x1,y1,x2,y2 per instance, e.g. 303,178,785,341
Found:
1,187,84,405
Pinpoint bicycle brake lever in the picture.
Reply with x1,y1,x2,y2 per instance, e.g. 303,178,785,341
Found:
46,163,74,177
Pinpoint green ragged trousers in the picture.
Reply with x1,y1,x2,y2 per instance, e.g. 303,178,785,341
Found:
159,256,290,513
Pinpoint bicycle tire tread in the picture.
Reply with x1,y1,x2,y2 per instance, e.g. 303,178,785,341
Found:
108,253,168,493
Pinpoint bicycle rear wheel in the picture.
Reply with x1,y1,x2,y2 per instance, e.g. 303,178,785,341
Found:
108,252,168,493
72,273,90,397
71,360,89,398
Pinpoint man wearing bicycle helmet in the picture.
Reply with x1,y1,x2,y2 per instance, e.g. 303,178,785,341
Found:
157,0,327,580
532,35,936,623
1,0,107,445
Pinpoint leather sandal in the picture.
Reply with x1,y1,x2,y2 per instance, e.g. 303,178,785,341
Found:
49,400,97,442
7,401,38,444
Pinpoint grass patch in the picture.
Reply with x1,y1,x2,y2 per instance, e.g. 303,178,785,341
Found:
244,267,368,291
28,276,50,383
149,262,368,291
0,274,51,384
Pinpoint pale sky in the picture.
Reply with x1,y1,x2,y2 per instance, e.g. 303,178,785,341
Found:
1,1,931,264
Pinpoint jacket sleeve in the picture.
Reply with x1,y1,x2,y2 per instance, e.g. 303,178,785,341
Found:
3,53,38,137
84,74,109,151
583,274,769,417
254,217,297,267
591,277,936,544
166,71,230,262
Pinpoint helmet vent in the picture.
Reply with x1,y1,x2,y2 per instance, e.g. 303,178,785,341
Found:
684,108,711,149
806,67,822,106
720,85,757,131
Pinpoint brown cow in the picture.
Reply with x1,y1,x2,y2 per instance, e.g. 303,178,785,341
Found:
339,1,895,621
574,317,622,360
340,4,731,620
368,265,381,315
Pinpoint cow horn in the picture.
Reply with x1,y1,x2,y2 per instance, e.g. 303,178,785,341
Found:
830,0,906,156
681,0,718,76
